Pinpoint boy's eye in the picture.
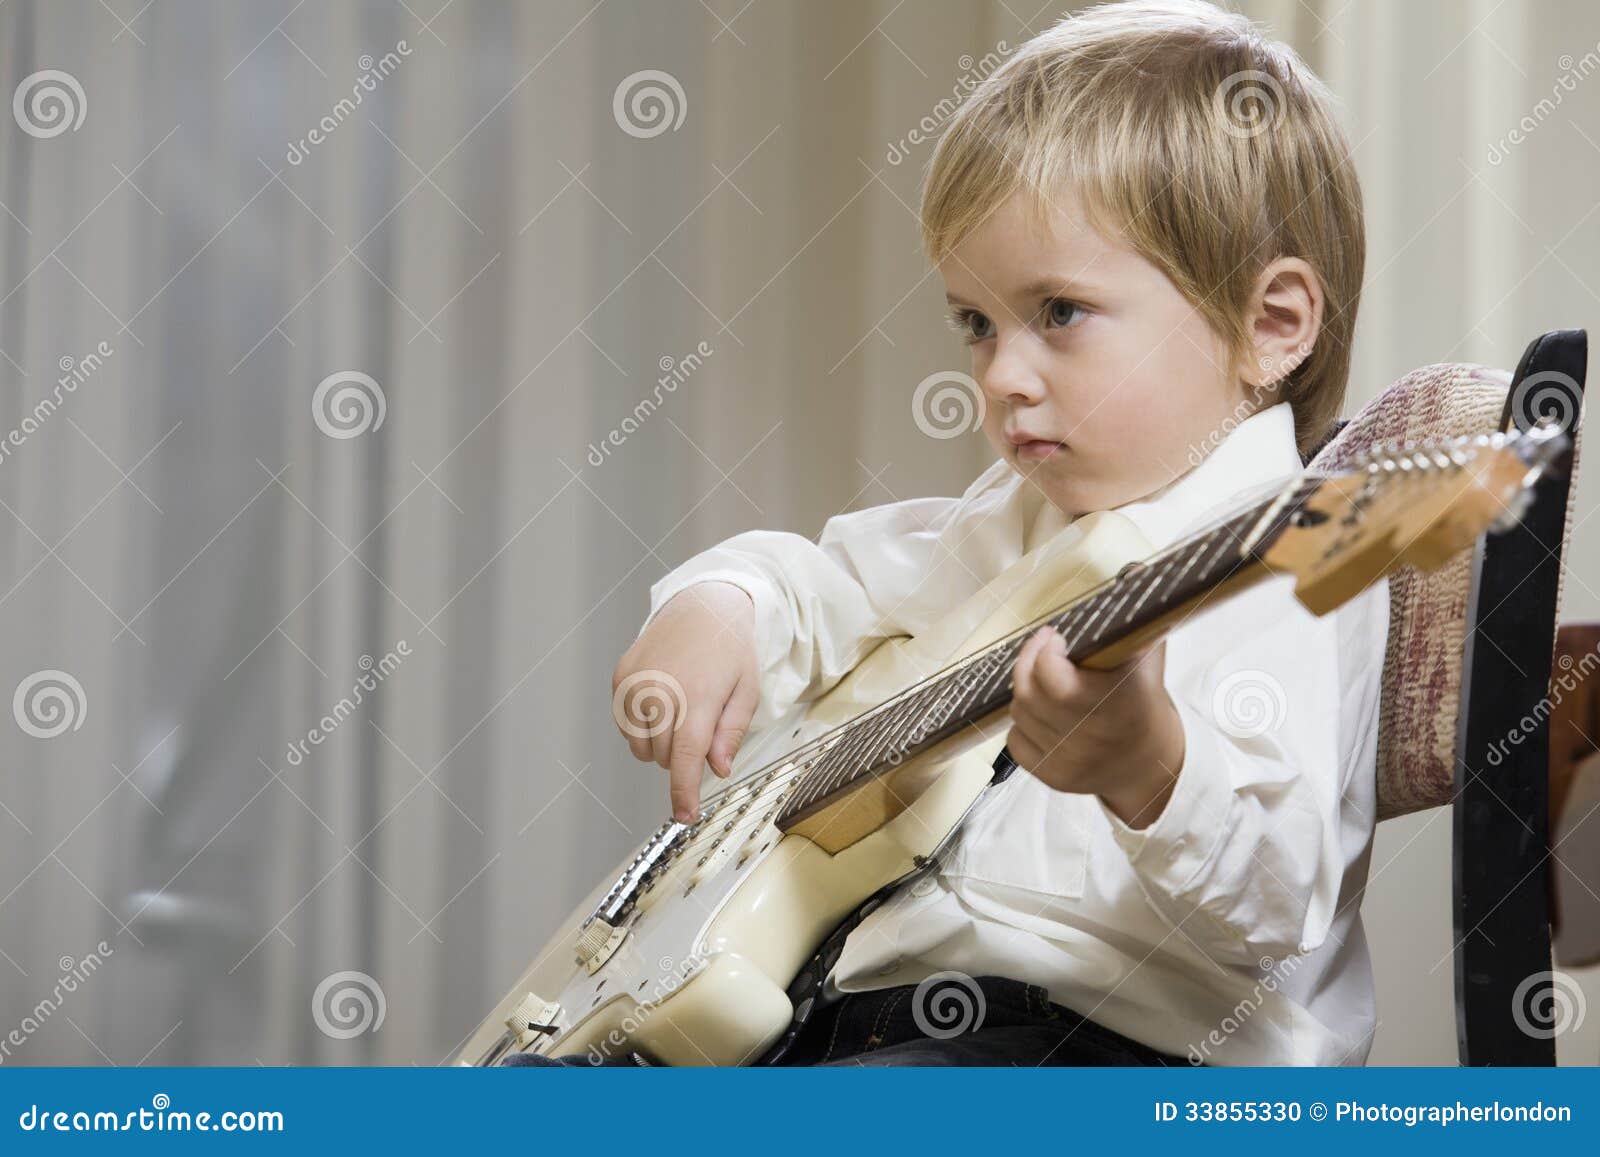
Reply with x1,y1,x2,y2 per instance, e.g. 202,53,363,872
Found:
1045,298,1081,328
947,309,995,343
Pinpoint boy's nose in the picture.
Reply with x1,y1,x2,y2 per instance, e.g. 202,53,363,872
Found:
980,339,1049,405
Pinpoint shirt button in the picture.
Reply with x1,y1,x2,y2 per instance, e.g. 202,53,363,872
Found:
876,958,902,976
911,877,937,898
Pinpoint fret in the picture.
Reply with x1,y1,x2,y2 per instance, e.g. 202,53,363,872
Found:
1098,575,1141,638
1199,518,1247,577
1071,588,1115,650
1059,601,1097,655
859,690,928,767
1163,536,1207,596
1125,552,1175,623
956,635,1012,710
856,685,936,772
957,648,1009,709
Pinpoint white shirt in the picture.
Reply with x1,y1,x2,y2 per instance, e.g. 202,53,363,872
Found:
641,402,1389,1065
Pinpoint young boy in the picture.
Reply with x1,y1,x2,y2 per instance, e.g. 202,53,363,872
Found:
582,0,1384,1067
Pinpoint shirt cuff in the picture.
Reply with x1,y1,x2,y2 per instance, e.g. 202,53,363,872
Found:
1097,694,1236,894
640,565,786,673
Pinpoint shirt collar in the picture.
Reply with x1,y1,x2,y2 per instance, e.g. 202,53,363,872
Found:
1111,402,1305,550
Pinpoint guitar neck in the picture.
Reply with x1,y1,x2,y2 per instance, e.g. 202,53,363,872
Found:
773,474,1319,832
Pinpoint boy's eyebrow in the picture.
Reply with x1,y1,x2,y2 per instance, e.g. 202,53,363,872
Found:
944,275,1097,307
1017,275,1096,298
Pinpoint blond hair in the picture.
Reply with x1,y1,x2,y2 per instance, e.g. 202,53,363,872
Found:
922,0,1365,456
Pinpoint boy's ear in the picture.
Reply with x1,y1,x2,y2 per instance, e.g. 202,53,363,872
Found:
1243,256,1325,393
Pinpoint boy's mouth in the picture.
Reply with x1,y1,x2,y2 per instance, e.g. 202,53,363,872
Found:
1012,438,1065,460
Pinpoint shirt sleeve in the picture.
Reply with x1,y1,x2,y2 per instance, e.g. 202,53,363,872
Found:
1095,575,1388,967
639,459,1025,731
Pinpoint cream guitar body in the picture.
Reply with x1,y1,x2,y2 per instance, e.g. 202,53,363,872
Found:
456,511,1154,1066
452,426,1568,1067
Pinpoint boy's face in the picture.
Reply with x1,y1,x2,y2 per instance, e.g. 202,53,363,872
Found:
938,189,1248,517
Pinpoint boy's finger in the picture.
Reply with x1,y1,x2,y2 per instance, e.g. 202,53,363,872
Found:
708,675,759,778
1011,626,1052,699
1030,629,1080,707
667,715,716,824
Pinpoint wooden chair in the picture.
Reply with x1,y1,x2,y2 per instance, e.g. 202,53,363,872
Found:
1549,623,1600,973
1304,328,1588,1065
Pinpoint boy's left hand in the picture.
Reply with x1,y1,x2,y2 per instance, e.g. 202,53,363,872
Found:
1007,626,1186,830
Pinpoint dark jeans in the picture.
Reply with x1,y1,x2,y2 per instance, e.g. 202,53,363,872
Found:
499,974,1189,1067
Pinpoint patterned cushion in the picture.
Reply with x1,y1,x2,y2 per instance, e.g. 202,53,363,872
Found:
1308,363,1512,820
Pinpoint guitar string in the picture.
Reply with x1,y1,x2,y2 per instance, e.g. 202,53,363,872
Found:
678,480,1286,844
663,470,1326,859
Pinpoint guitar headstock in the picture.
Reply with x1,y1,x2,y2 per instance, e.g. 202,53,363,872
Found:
1257,421,1572,616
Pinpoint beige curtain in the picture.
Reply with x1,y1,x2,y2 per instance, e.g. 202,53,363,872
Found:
0,0,1593,1067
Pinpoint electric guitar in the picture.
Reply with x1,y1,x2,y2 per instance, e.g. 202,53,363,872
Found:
455,423,1570,1067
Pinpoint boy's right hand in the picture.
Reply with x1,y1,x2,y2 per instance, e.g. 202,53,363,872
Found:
611,581,761,824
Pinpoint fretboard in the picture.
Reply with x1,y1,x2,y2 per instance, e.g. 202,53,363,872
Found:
773,474,1316,831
